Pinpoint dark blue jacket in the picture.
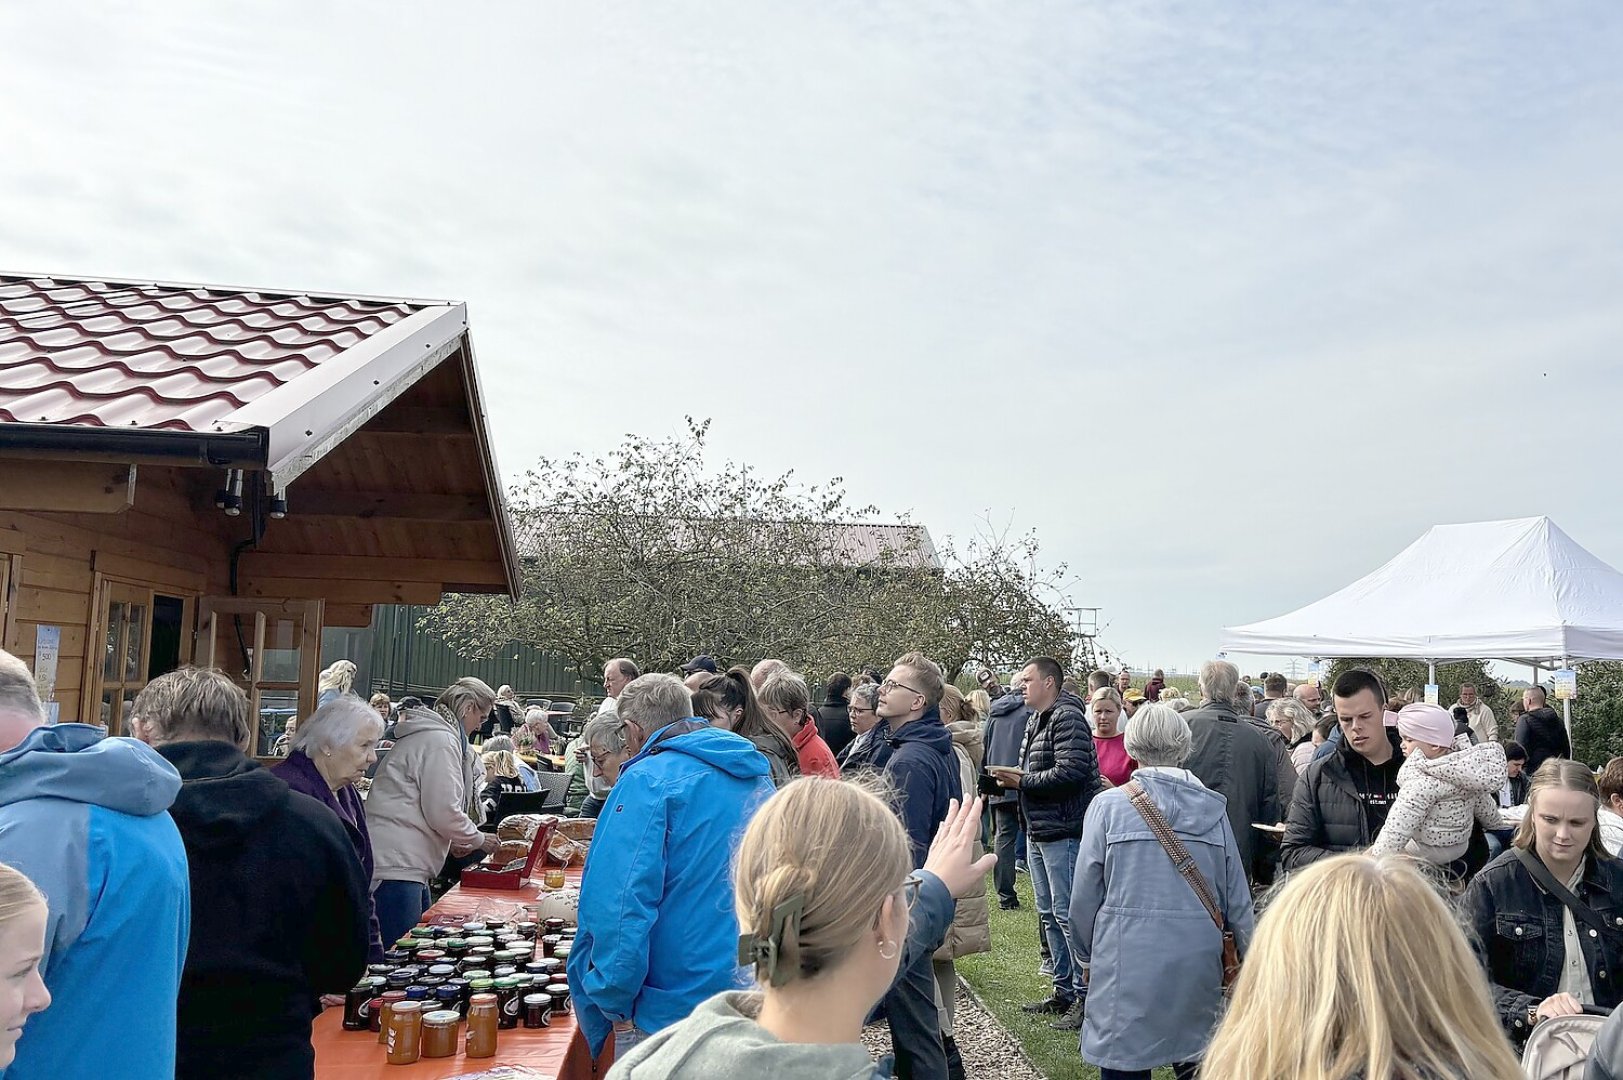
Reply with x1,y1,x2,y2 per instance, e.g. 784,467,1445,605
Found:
883,706,963,867
982,692,1030,807
1018,691,1100,843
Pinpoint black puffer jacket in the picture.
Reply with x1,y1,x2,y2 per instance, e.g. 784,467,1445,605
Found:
1591,1002,1623,1080
1460,848,1623,1042
815,696,855,758
1017,690,1099,843
1280,727,1404,873
1516,706,1572,776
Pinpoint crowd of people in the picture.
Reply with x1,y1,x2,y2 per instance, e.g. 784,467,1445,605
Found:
4,638,1623,1078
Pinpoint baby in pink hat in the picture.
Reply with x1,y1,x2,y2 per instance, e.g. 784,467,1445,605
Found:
1369,703,1507,864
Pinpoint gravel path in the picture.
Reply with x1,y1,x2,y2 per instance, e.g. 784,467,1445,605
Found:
861,979,1047,1080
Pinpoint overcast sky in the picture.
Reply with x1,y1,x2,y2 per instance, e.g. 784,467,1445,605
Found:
5,3,1623,674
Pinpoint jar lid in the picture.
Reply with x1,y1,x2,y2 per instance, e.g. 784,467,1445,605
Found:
545,982,569,992
392,1001,424,1014
522,993,551,1005
470,992,498,1005
423,1010,460,1025
493,977,521,988
469,979,494,990
382,991,408,1002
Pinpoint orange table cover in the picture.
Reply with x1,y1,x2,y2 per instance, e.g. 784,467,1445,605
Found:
312,869,613,1080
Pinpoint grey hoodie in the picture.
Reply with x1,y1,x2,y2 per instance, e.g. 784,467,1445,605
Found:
608,992,887,1080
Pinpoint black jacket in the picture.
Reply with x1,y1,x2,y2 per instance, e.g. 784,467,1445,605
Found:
1516,706,1572,776
815,696,855,759
158,741,370,1080
1280,727,1405,873
1016,691,1100,843
1184,701,1283,869
981,691,1030,808
1460,848,1623,1042
1592,1002,1623,1080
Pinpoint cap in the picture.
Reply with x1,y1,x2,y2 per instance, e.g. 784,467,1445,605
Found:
1124,690,1145,703
682,655,719,675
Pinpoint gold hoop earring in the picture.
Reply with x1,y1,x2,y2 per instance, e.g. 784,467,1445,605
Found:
878,939,899,961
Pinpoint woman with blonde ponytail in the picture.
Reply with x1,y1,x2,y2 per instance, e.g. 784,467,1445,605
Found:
0,862,51,1068
607,779,994,1079
1201,853,1522,1080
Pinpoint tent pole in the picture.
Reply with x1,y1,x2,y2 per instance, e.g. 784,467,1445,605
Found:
1562,656,1572,742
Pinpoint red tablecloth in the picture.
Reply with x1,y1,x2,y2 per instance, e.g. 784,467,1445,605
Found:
313,870,613,1080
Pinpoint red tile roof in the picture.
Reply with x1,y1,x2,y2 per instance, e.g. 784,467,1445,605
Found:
0,273,428,431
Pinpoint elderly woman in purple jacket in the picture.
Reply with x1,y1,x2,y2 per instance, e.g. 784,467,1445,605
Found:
271,694,385,961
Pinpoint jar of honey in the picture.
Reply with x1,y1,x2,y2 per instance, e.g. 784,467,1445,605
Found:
543,867,566,889
377,991,407,1043
466,993,499,1058
385,1000,423,1064
420,1009,460,1059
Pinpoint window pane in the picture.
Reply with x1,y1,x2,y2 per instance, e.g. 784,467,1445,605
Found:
100,689,118,731
259,691,299,757
103,601,125,681
261,617,301,683
124,605,147,683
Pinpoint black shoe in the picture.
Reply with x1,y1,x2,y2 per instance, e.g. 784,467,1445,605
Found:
943,1035,965,1080
1021,994,1072,1015
999,898,1020,910
1048,998,1085,1030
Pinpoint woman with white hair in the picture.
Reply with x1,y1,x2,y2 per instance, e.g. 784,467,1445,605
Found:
1268,698,1318,775
270,694,386,960
1069,704,1255,1080
367,677,501,944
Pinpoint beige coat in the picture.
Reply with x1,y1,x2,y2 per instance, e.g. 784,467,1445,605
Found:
935,718,990,961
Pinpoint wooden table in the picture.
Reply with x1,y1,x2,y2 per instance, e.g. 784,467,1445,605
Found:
312,869,612,1079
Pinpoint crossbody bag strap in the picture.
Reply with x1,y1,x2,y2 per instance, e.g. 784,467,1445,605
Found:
1124,781,1226,932
1514,848,1623,940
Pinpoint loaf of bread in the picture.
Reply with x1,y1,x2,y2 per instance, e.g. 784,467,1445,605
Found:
496,839,533,865
497,814,558,843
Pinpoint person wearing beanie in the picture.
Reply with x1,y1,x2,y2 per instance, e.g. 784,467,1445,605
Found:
1369,703,1508,866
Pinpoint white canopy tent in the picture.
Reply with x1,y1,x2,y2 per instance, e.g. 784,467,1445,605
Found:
1220,515,1623,669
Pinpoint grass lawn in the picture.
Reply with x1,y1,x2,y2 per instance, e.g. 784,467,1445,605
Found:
956,871,1177,1080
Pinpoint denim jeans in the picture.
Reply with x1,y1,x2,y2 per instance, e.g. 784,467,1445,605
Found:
883,944,948,1079
613,1024,650,1058
1100,1064,1197,1080
991,803,1021,906
373,880,432,947
1028,836,1082,999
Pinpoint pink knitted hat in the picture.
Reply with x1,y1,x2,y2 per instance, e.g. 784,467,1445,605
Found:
1396,703,1454,748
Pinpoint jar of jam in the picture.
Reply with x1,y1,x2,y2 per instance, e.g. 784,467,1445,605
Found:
342,982,373,1030
555,943,572,963
443,938,470,959
466,993,499,1058
405,985,430,1002
409,926,437,940
522,961,550,979
418,977,445,991
492,966,517,980
385,971,413,992
377,990,408,1043
427,963,457,979
540,934,562,957
543,917,567,934
536,958,564,980
382,948,411,965
516,920,539,939
462,921,488,934
545,982,571,1013
420,1009,459,1059
463,969,493,985
469,945,497,962
434,984,463,1016
415,948,446,963
386,1000,423,1064
466,934,495,949
368,962,395,978
468,978,495,1001
522,992,553,1028
493,977,523,1029
366,997,385,1034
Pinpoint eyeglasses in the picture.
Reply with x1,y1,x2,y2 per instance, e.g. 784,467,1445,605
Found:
588,749,618,771
849,705,875,715
881,678,924,696
900,873,923,909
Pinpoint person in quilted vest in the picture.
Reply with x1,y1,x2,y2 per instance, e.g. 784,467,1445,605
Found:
1370,703,1507,866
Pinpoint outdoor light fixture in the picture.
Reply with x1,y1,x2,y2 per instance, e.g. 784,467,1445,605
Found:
269,494,288,519
222,469,244,516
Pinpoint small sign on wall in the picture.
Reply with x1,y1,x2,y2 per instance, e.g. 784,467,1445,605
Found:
34,625,60,720
1554,669,1578,701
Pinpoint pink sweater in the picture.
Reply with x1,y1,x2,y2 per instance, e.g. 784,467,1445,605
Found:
1095,732,1138,787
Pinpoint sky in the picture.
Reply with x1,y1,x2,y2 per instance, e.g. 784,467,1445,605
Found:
4,3,1623,674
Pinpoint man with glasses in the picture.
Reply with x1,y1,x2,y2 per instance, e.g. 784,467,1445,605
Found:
992,656,1099,1032
875,651,962,1080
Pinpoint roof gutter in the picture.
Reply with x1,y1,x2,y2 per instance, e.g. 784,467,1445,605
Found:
0,422,268,467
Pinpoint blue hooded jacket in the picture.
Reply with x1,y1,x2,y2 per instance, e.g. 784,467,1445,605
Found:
0,724,190,1079
883,706,963,867
982,692,1030,807
567,719,774,1054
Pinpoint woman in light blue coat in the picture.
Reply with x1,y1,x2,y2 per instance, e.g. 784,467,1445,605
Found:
1069,704,1255,1080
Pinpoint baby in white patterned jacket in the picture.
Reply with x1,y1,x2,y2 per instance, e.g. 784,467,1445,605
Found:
1370,703,1507,864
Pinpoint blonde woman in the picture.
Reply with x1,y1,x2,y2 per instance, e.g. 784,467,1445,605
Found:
1090,687,1137,788
317,659,357,707
607,781,994,1078
479,749,526,816
1202,854,1523,1080
1460,758,1623,1041
0,863,50,1068
1268,697,1318,775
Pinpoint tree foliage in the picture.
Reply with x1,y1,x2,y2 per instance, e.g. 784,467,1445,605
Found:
419,420,1078,684
1323,658,1503,711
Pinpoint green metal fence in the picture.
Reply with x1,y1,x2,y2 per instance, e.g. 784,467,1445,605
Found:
321,605,594,705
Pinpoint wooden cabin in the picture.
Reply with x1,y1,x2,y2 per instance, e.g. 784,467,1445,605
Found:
0,273,519,754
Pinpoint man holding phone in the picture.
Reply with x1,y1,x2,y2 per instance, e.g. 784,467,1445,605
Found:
992,656,1100,1031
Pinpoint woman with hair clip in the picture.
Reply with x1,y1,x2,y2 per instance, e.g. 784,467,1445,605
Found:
1203,853,1523,1080
0,863,50,1069
1460,758,1623,1042
606,782,995,1079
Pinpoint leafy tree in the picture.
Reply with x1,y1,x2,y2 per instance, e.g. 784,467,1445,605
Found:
1323,658,1502,715
420,420,1077,685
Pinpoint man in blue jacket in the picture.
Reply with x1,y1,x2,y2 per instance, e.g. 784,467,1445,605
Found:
980,671,1030,910
0,649,190,1079
568,672,774,1060
876,650,962,1080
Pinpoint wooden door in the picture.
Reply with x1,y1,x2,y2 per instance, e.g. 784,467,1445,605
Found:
197,597,323,759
